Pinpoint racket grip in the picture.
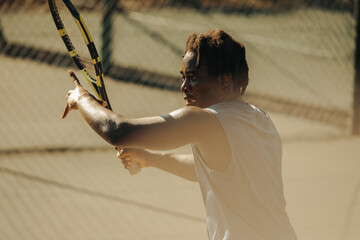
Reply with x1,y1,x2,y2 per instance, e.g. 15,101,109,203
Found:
128,160,141,175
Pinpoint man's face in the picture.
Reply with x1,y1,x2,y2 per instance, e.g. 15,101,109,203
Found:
180,51,222,108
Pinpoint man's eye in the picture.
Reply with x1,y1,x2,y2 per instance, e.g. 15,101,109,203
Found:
188,75,198,81
180,74,198,82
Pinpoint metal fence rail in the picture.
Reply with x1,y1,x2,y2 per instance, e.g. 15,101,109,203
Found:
1,2,360,239
0,0,356,128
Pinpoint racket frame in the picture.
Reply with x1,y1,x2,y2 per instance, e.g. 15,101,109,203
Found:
49,0,142,174
48,0,112,110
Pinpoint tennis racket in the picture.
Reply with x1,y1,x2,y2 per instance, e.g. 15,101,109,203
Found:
49,0,141,175
48,0,111,109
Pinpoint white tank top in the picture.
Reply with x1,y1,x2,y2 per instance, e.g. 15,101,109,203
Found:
192,100,297,240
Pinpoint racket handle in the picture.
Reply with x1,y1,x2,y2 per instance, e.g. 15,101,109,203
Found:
128,160,141,175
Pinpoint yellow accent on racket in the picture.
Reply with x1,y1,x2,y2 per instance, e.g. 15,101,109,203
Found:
58,28,66,37
96,75,102,87
69,50,77,57
74,18,89,45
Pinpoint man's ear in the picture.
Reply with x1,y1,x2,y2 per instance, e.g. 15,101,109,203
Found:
221,74,232,87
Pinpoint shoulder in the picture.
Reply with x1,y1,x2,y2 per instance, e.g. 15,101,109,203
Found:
166,106,223,144
168,106,216,122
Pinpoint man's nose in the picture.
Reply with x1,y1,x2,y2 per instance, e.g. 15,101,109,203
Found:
181,79,190,93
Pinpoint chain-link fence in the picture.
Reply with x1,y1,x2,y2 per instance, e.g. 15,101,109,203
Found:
0,0,357,129
1,1,360,240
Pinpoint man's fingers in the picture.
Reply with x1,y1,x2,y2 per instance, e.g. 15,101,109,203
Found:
68,70,82,87
119,156,132,170
118,149,128,158
97,99,108,107
121,158,132,167
62,71,82,119
61,104,71,119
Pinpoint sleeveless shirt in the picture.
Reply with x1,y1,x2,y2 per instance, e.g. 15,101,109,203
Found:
192,100,297,240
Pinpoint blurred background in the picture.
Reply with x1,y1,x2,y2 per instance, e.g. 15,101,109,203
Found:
1,0,359,240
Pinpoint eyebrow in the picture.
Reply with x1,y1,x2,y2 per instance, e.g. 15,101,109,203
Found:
180,68,199,79
180,70,198,74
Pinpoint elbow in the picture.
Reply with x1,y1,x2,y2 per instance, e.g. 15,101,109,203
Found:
105,121,136,147
107,133,122,146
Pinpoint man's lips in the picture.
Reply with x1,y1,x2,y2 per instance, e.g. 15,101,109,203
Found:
184,96,196,105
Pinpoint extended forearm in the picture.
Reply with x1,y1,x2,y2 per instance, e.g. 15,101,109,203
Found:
149,153,198,182
76,94,124,144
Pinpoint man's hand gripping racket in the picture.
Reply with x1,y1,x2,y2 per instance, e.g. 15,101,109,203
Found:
116,147,146,175
62,71,141,175
61,71,107,118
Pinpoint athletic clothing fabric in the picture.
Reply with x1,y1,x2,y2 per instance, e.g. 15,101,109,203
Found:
192,100,297,240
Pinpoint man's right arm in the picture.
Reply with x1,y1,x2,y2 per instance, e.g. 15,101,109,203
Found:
118,148,197,182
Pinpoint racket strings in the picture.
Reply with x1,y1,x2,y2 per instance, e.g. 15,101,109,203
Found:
55,0,97,82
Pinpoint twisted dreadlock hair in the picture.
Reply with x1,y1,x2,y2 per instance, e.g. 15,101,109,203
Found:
184,29,249,95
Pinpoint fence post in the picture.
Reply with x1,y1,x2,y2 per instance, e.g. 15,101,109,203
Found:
0,21,7,49
101,0,117,75
353,0,360,134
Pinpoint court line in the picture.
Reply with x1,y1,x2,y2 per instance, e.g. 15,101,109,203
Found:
0,146,110,156
0,166,204,223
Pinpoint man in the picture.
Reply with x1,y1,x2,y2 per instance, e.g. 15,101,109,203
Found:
63,29,297,240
